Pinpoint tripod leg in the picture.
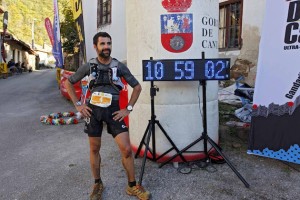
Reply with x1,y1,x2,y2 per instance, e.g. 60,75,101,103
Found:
156,121,187,163
207,136,250,188
138,126,152,186
135,121,151,158
159,135,204,168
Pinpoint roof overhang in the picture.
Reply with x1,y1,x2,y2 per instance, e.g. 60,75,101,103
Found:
2,31,35,55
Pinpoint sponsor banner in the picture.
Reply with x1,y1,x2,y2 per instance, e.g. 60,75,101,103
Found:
2,11,8,62
248,0,300,164
3,11,8,30
71,0,86,63
53,0,64,68
45,18,54,47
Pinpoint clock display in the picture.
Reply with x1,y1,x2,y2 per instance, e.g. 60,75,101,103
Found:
142,59,230,81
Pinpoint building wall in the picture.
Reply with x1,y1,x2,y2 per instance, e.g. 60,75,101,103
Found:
5,43,23,63
82,0,127,62
83,0,266,68
219,0,266,64
240,0,266,64
219,0,266,86
82,0,97,61
127,0,220,157
3,44,36,70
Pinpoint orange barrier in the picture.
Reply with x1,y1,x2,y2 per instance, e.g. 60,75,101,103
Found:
60,70,82,100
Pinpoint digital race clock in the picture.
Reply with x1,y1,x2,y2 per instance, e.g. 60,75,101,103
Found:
142,58,230,81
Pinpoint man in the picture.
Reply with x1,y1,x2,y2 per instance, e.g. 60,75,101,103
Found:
8,59,17,74
15,61,22,74
65,32,150,200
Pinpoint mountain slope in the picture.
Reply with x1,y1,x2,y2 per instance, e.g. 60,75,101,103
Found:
1,0,68,46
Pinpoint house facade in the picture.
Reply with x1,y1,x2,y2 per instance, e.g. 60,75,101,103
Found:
219,0,266,86
82,0,126,61
1,32,36,70
0,5,37,71
34,43,56,68
82,0,266,86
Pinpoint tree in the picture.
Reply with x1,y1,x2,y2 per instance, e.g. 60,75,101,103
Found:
60,2,79,54
0,0,69,47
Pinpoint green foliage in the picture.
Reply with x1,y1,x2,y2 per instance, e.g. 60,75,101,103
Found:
60,1,79,54
0,0,68,47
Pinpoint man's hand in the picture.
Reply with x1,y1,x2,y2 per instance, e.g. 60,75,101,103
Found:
76,104,92,118
112,109,130,121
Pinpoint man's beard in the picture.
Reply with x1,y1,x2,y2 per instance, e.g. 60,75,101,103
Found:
99,49,111,58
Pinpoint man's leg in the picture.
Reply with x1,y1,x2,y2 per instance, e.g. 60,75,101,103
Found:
115,132,150,200
89,137,104,200
114,132,135,181
89,137,102,179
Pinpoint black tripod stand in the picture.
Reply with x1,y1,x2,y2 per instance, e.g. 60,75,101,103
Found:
135,80,187,185
159,58,249,188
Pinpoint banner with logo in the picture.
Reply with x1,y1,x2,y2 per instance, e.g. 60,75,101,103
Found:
248,0,300,164
71,0,86,64
1,11,8,62
53,0,64,68
45,18,54,47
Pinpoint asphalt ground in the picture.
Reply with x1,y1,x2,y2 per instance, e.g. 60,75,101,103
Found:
0,69,299,200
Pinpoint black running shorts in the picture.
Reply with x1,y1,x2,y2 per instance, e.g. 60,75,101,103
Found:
84,101,128,138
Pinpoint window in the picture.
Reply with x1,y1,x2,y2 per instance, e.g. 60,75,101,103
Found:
219,0,243,50
97,0,112,27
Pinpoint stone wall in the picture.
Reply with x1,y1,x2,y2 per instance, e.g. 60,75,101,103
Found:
230,58,256,87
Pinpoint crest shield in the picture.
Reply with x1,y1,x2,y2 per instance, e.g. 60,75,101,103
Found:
161,13,193,53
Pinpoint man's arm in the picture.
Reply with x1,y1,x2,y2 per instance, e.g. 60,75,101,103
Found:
65,79,92,117
64,79,79,106
112,83,142,122
127,83,142,107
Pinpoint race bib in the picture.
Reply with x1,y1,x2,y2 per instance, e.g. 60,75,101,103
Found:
90,92,112,107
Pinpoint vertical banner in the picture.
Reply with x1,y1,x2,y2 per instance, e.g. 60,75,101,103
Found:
1,11,8,62
45,18,54,47
53,0,64,68
248,0,300,164
71,0,86,64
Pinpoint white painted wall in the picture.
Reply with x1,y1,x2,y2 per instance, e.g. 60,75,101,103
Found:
239,0,266,64
82,0,97,61
5,44,24,63
243,0,266,28
82,0,127,62
127,0,220,159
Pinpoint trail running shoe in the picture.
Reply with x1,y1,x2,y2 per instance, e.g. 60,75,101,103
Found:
90,182,104,200
126,184,150,200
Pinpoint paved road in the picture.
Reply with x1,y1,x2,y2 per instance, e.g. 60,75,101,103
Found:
0,70,299,200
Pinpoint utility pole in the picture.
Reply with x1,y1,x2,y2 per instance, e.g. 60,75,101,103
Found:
31,18,36,49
